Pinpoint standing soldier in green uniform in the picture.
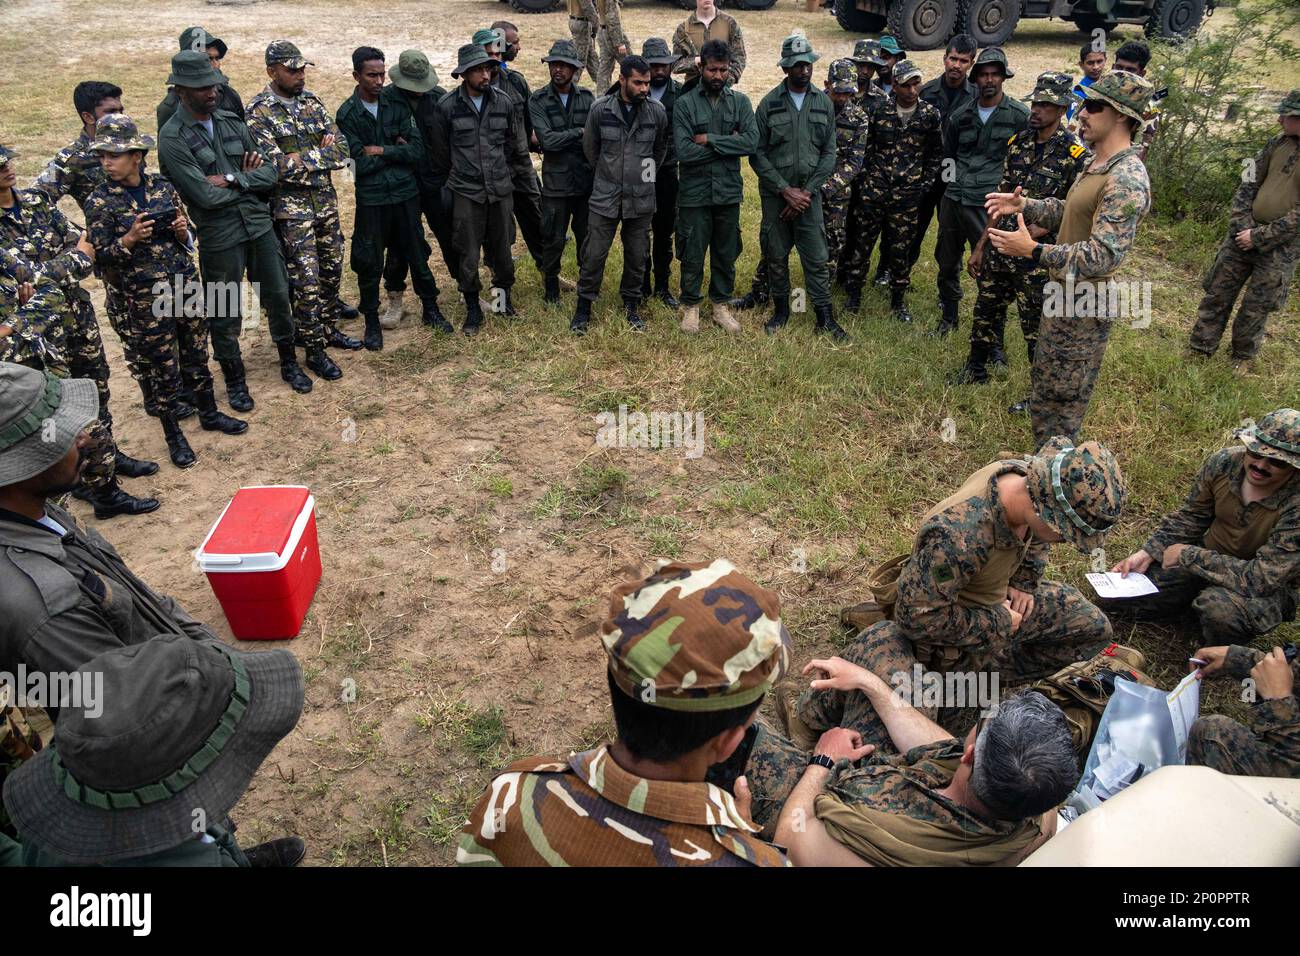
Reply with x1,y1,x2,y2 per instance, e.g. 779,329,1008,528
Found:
987,71,1154,445
751,36,846,341
458,559,790,867
957,71,1087,389
158,27,245,133
673,40,756,335
530,40,595,306
572,56,667,335
158,49,322,408
245,42,362,358
840,60,942,323
820,60,868,290
641,38,683,308
934,48,1028,341
1188,91,1300,369
671,0,746,91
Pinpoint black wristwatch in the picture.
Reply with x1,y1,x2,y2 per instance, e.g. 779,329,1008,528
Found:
808,753,835,772
1031,242,1044,264
224,173,236,187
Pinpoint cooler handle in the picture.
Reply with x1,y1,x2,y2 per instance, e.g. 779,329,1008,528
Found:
202,556,245,567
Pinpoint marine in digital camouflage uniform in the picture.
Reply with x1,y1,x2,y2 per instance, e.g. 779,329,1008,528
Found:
245,41,355,355
458,559,790,867
1188,91,1300,365
957,72,1088,387
1188,644,1299,778
820,60,868,280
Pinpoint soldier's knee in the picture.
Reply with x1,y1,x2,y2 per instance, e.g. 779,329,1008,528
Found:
1187,714,1245,768
1191,587,1252,640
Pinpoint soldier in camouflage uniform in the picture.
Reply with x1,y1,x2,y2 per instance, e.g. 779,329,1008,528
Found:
1103,410,1300,642
820,61,868,282
849,39,887,113
458,559,790,867
246,42,361,355
1187,643,1299,778
595,0,631,93
986,71,1154,446
567,0,602,85
1188,91,1300,367
841,61,942,323
85,115,249,470
956,72,1088,388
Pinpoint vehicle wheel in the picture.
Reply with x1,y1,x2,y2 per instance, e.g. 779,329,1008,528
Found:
1071,14,1117,38
960,0,1021,46
887,0,959,52
1145,0,1205,39
507,0,561,12
834,0,888,32
733,0,778,9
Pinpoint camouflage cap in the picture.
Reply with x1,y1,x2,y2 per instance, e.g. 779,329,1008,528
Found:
851,38,885,67
389,49,439,93
1025,439,1125,554
1278,89,1300,116
827,58,858,93
778,34,820,69
473,27,507,53
1237,409,1300,470
1026,70,1074,106
89,113,156,154
452,43,496,78
642,37,675,65
0,144,14,164
179,25,226,59
543,39,584,68
601,559,791,713
973,46,1014,78
879,35,905,57
1080,69,1153,122
266,40,313,69
892,58,922,86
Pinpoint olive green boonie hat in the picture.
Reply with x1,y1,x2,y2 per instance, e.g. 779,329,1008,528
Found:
973,46,1013,78
892,58,922,86
827,58,858,93
1237,409,1300,470
89,113,155,153
778,34,819,69
390,49,439,93
168,48,226,88
0,363,99,486
2,634,303,864
452,43,496,78
601,559,791,713
641,37,675,65
543,39,584,68
851,38,885,67
1277,89,1300,117
266,40,313,69
1027,70,1074,106
179,25,226,59
472,27,506,52
1026,438,1125,554
1080,69,1153,122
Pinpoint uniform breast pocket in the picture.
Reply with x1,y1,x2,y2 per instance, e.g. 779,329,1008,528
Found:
193,145,218,167
599,121,622,142
767,115,792,145
451,117,478,147
221,138,246,162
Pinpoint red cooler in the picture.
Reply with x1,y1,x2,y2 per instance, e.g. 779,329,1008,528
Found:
196,485,322,640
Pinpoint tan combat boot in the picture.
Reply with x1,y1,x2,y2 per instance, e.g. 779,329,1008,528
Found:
712,301,741,333
774,679,820,753
680,304,700,334
380,290,404,330
557,275,577,292
840,599,887,633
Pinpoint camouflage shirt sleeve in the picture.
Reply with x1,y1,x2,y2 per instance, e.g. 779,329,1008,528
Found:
823,114,867,201
1008,534,1048,593
1179,500,1300,593
604,0,629,51
32,147,75,204
1023,196,1064,233
83,189,133,271
1143,450,1222,560
1252,694,1300,765
0,244,91,286
1228,137,1271,232
728,20,746,86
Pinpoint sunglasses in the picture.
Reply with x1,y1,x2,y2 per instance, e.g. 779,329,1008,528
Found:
1082,100,1108,114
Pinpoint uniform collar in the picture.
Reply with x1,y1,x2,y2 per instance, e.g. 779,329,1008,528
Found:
0,503,73,559
1089,144,1141,173
569,745,764,833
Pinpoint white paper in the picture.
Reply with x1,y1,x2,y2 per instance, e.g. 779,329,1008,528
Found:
1166,670,1201,762
1091,754,1140,798
1086,571,1159,599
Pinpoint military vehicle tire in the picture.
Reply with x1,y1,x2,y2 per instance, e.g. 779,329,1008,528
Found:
508,0,562,12
733,0,779,9
1145,0,1205,39
887,0,959,51
960,0,1021,46
834,0,888,32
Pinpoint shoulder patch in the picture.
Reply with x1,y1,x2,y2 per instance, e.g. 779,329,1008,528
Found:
1069,143,1086,158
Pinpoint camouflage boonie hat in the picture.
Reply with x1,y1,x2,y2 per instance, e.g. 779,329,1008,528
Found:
1237,409,1300,469
851,38,885,67
0,144,14,164
1026,70,1074,106
390,50,440,93
473,27,507,53
892,58,922,85
973,46,1014,78
1026,439,1125,554
179,26,226,59
601,559,791,713
879,35,905,57
827,58,858,93
642,37,675,65
266,40,313,69
542,39,584,68
778,34,819,69
452,43,496,78
1080,70,1153,122
1278,90,1300,116
89,113,156,154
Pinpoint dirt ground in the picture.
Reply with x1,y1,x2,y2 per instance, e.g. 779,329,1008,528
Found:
1,0,1297,865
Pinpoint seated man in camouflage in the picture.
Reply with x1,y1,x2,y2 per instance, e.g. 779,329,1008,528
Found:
1186,643,1298,778
1105,409,1299,642
458,559,790,867
745,641,1072,866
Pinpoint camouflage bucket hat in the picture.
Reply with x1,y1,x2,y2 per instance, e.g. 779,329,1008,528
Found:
1027,70,1074,106
390,49,439,93
2,634,303,865
266,40,313,69
601,559,791,713
179,25,226,59
1237,409,1300,470
1278,89,1300,117
642,37,675,65
851,38,885,67
473,27,506,53
828,58,858,93
0,364,99,486
452,43,496,78
543,39,584,68
879,35,905,57
0,144,14,165
89,113,156,154
167,48,226,88
892,58,922,85
974,46,1013,78
1080,70,1153,122
778,34,819,69
1026,439,1125,554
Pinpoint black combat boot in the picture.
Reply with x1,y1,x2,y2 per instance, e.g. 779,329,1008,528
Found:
243,837,306,868
625,300,646,332
363,312,383,351
931,300,959,338
499,288,518,318
570,297,591,336
334,298,360,321
873,268,891,288
813,303,849,342
948,340,991,385
114,448,159,478
544,275,561,305
218,357,254,412
306,348,343,381
989,311,1008,369
463,296,484,337
989,344,1008,370
890,289,913,324
844,286,862,313
421,299,454,334
736,288,769,311
86,479,160,520
160,414,197,469
278,341,313,393
654,283,679,308
764,296,790,335
1008,397,1031,414
325,323,363,350
196,389,249,435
